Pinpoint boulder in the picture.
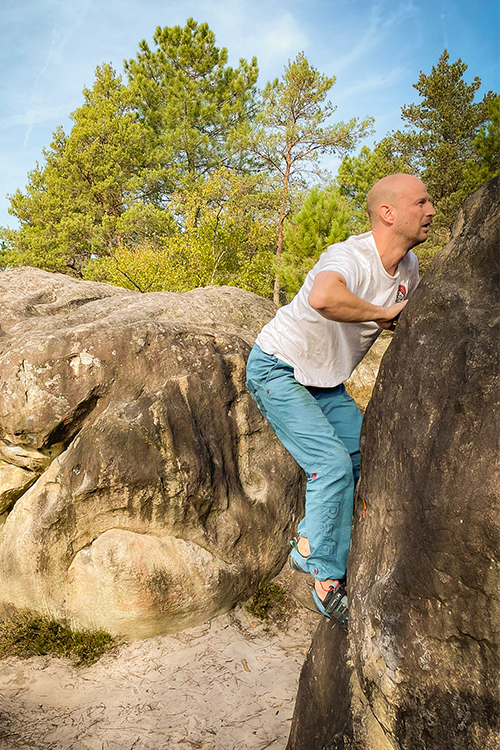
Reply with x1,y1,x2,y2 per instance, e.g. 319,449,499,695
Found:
345,334,390,412
0,270,303,639
288,176,500,749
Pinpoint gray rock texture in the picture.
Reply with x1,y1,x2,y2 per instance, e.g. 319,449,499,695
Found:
0,270,303,639
288,176,500,750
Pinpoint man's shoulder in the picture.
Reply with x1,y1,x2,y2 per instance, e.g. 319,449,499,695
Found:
322,232,374,260
407,249,419,266
319,232,376,271
346,231,374,245
327,231,373,250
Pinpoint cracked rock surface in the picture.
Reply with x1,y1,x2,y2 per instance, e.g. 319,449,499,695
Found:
0,271,303,639
288,178,500,750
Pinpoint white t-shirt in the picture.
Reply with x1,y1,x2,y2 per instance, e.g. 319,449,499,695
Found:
256,231,419,387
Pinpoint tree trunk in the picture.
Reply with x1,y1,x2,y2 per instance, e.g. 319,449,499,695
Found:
273,155,291,306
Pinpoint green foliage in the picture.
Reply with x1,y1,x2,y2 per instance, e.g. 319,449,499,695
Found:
125,18,259,192
4,65,169,275
3,32,493,299
3,19,264,286
84,169,277,297
280,185,356,300
467,95,500,184
246,581,288,622
247,52,373,303
0,611,118,667
391,49,495,234
337,49,496,257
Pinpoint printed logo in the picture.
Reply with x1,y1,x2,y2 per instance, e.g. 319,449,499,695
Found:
396,284,407,302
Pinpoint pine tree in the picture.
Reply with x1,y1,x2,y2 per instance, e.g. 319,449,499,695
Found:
392,50,495,237
3,65,169,275
247,52,373,304
125,18,259,194
467,95,500,184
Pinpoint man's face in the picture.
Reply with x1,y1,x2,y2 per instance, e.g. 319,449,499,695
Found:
394,181,436,248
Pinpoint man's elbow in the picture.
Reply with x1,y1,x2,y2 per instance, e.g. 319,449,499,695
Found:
308,289,338,317
308,273,346,315
308,288,327,312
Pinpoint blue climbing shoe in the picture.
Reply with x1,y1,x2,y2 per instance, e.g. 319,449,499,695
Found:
312,579,348,630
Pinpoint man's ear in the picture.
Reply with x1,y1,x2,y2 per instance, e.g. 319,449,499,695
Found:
379,203,395,225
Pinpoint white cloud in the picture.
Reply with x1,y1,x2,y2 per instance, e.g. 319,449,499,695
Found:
335,68,406,101
326,1,418,75
0,105,73,131
259,12,309,58
185,0,309,79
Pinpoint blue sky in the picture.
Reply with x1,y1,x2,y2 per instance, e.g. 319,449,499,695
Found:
1,0,498,228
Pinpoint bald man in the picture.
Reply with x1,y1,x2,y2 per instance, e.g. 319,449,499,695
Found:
246,174,435,628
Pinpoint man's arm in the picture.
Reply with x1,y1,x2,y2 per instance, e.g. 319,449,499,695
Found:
308,271,408,330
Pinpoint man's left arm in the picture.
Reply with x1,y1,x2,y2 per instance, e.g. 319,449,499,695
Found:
308,271,408,329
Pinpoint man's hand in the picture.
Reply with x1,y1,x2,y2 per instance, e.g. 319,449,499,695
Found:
374,299,408,330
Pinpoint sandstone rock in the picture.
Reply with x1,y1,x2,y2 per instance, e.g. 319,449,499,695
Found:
0,439,52,472
0,269,304,639
288,176,500,749
0,460,37,515
287,619,389,750
345,333,391,411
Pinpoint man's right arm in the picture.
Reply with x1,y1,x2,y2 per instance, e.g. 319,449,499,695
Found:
308,271,408,330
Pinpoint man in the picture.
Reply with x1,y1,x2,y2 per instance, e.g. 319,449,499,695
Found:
246,173,436,628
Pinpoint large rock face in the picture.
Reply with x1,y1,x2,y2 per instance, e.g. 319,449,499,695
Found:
288,176,500,749
0,271,303,639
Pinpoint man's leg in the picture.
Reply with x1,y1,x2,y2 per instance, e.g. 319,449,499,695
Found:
309,384,362,484
246,345,358,582
295,383,362,565
295,385,362,579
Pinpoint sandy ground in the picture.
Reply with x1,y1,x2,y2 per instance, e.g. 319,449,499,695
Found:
0,570,320,750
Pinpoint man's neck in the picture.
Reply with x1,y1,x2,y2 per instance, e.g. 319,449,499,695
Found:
371,229,409,276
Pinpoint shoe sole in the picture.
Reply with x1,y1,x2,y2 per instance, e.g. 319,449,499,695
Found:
312,586,349,630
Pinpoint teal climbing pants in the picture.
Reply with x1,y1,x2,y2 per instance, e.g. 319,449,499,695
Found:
246,344,362,582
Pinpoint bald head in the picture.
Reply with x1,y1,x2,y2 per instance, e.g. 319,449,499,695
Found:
366,172,436,257
367,173,426,226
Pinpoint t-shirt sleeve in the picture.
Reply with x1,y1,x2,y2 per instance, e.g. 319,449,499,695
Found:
407,251,420,292
316,247,366,294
